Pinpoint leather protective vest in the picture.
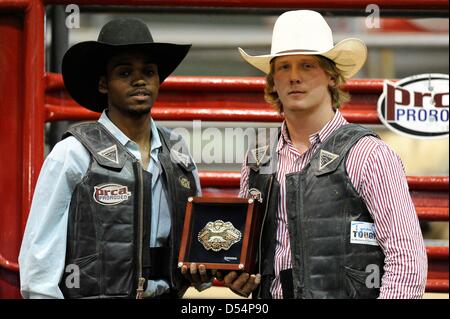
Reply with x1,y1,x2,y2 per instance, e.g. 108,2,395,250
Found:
248,124,385,299
59,122,197,298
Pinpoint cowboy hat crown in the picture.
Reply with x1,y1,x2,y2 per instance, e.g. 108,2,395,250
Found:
62,17,191,112
238,10,367,79
97,17,155,45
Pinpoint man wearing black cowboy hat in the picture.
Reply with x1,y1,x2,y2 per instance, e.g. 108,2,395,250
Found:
19,18,211,299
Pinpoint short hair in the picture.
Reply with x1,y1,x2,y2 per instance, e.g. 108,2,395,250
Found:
264,55,350,113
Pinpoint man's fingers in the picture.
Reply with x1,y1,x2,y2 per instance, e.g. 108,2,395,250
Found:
184,266,260,297
189,263,201,284
224,272,250,290
198,264,209,283
181,264,191,281
241,274,261,295
225,273,261,298
232,273,250,291
223,271,238,287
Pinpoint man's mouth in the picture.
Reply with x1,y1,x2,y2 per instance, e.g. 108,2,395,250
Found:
129,89,151,97
288,90,306,95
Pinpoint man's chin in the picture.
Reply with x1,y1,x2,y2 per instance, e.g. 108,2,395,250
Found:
127,106,151,117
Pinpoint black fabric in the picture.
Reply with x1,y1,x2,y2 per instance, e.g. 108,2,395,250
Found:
62,18,191,112
141,170,152,287
279,269,294,299
145,247,171,279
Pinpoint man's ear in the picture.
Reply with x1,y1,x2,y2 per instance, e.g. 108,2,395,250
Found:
98,76,108,94
329,78,336,88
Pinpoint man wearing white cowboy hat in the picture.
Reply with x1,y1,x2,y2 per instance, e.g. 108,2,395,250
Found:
19,17,212,299
230,10,427,299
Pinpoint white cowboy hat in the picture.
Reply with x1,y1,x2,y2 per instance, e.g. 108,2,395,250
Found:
238,10,367,79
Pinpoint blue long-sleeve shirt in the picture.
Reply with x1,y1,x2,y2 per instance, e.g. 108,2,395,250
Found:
19,111,201,298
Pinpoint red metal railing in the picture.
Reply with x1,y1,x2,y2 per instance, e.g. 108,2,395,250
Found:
0,0,45,299
45,73,384,123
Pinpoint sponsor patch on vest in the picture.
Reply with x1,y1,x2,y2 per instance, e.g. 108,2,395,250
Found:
97,145,119,164
250,145,269,166
248,188,263,203
319,149,339,170
179,176,191,189
93,183,132,206
350,221,379,246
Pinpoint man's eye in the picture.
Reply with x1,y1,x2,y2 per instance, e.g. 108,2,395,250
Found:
119,70,130,77
144,69,155,76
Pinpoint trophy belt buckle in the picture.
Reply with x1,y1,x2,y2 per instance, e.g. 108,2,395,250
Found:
198,220,242,252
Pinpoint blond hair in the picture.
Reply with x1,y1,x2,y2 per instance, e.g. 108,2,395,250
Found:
264,55,350,113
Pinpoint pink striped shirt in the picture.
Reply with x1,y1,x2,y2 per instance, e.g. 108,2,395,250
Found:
239,111,427,299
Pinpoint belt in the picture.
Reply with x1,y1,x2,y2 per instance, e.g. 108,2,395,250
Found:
279,268,294,299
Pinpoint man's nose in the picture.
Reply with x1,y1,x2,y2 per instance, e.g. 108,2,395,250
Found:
289,68,302,84
131,73,147,86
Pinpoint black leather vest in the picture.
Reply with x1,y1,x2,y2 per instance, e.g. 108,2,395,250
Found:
248,124,385,299
59,122,197,298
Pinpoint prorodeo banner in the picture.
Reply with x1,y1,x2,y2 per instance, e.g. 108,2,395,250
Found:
377,73,449,139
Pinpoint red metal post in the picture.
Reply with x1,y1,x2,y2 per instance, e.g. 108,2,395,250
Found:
0,0,45,298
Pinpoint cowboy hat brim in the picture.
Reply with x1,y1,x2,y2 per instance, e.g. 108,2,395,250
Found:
62,41,191,112
238,38,367,79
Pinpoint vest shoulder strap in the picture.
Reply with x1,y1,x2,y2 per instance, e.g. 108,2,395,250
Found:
63,121,132,169
311,123,379,176
157,125,196,172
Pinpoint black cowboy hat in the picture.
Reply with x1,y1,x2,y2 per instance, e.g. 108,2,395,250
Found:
62,17,191,112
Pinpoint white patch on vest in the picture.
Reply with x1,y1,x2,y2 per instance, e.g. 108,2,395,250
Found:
248,188,263,203
171,149,190,168
93,183,131,206
97,145,119,164
251,145,269,166
350,221,379,246
319,149,339,170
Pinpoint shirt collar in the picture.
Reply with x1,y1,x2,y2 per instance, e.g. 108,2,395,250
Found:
98,110,162,161
277,110,348,152
316,110,348,143
277,121,290,152
149,117,162,162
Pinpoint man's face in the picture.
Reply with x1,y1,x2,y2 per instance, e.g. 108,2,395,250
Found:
99,51,160,117
272,55,333,115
